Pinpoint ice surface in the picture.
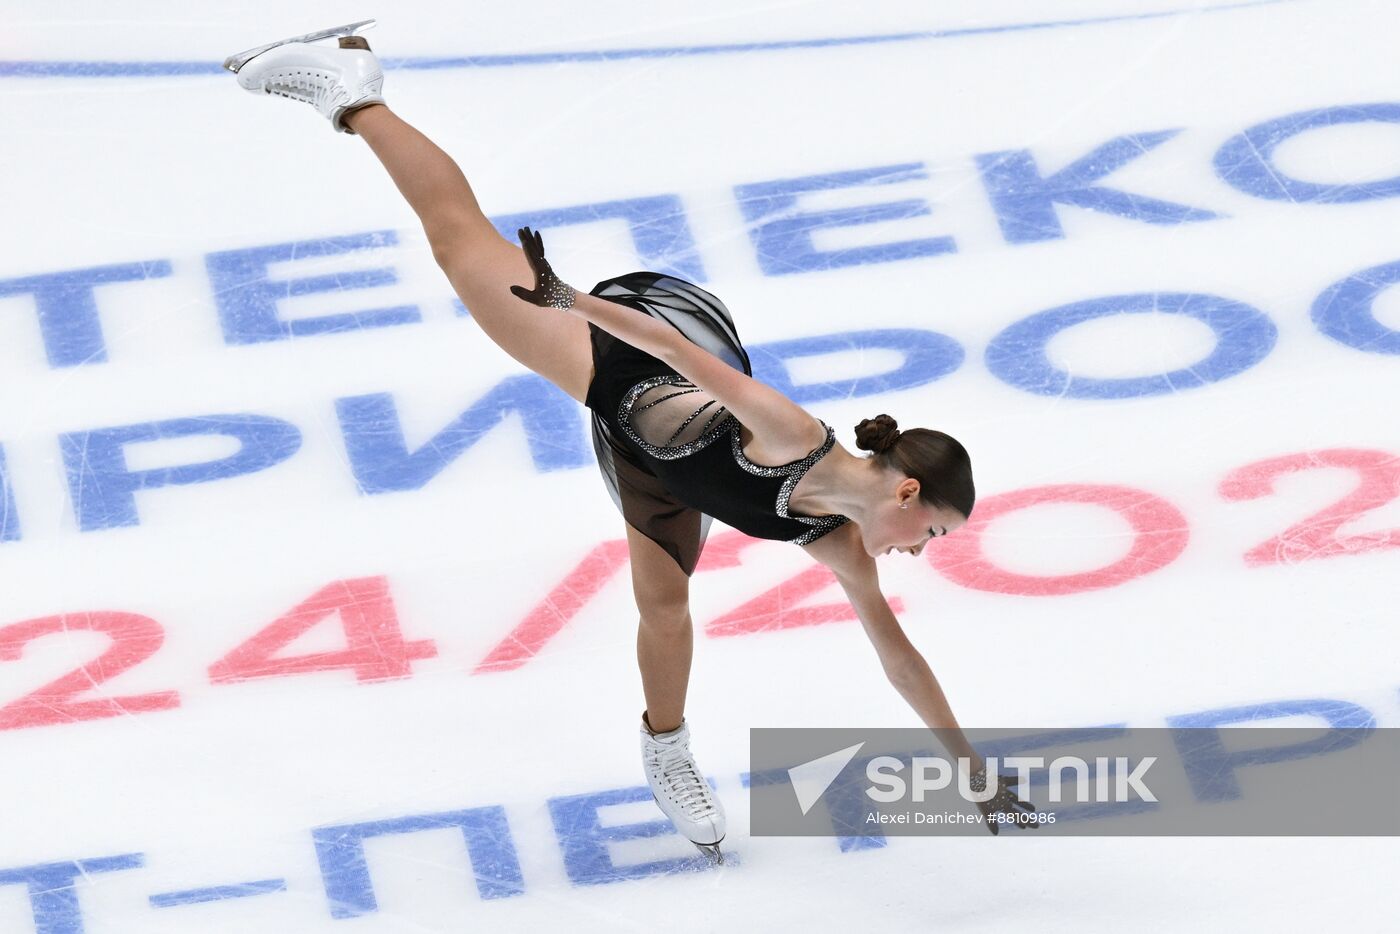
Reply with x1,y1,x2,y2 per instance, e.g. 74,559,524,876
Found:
1,1,1397,931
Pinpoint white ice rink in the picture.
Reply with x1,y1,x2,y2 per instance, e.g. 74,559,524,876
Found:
2,1,1398,930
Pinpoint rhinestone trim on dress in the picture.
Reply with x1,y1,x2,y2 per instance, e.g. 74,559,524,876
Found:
617,375,851,546
617,374,737,460
730,419,851,545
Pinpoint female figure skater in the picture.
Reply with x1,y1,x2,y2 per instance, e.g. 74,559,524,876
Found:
223,21,1036,859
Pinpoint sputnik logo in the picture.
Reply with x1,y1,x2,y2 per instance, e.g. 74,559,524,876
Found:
787,742,866,815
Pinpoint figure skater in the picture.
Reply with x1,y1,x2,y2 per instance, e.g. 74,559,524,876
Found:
223,20,1037,860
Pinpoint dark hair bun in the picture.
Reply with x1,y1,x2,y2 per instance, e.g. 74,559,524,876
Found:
855,414,901,454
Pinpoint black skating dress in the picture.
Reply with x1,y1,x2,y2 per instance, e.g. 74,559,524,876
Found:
582,271,851,576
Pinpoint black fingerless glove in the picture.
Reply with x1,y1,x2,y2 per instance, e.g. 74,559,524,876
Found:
508,226,577,309
969,765,1041,835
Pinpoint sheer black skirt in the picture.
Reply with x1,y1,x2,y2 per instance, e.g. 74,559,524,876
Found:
582,272,752,577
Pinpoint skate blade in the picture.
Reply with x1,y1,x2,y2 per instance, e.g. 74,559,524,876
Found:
650,792,726,863
694,841,725,864
222,19,378,73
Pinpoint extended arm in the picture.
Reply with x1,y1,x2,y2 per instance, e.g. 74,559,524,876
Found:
508,226,824,453
833,559,987,775
805,520,1039,834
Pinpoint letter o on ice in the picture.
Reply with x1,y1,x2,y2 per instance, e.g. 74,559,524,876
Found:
984,293,1276,398
1312,258,1400,355
925,484,1190,596
1215,102,1400,203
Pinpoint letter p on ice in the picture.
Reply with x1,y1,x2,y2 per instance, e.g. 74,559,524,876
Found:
60,413,301,531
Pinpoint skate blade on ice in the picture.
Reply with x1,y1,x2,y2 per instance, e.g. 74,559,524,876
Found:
222,19,378,73
694,841,725,864
650,790,726,863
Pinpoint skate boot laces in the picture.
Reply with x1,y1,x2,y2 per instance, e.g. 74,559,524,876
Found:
648,743,718,817
261,67,349,115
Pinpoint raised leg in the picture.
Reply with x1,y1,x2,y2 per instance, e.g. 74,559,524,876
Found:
344,103,594,403
625,522,694,733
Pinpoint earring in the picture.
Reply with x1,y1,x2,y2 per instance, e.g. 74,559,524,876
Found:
899,503,908,509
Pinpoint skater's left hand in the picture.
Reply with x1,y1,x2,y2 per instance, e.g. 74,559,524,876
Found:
971,767,1041,835
509,226,577,310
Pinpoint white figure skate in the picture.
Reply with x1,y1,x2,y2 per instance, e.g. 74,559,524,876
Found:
222,20,385,134
640,715,727,863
